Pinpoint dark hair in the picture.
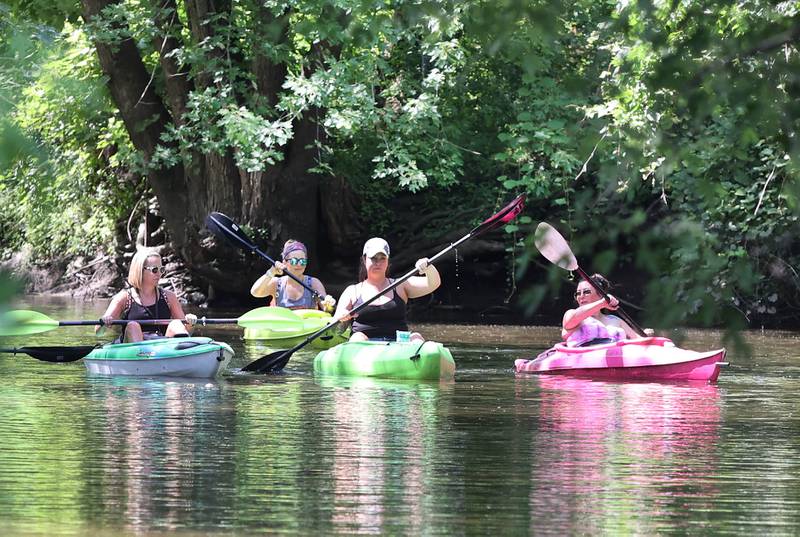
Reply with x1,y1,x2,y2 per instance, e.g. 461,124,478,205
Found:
582,273,612,293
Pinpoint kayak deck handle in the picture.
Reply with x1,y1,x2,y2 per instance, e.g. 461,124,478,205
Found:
175,341,204,351
409,342,427,361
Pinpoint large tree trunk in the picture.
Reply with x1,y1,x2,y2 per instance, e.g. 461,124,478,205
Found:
82,0,191,250
81,0,349,297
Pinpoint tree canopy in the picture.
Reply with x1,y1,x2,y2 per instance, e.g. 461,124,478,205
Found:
0,0,798,331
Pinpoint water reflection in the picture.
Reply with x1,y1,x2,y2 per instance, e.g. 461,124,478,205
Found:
84,377,233,533
319,377,453,534
517,376,722,533
5,295,800,535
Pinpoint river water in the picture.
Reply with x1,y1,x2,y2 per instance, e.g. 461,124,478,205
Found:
1,297,799,535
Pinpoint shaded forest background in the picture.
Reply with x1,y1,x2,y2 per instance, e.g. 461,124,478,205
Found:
0,0,798,333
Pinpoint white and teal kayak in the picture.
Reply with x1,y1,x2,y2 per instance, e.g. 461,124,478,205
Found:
84,337,233,378
313,340,456,380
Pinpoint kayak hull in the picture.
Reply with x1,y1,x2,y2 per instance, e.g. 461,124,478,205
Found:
84,337,233,378
314,340,456,380
243,308,349,349
515,337,727,382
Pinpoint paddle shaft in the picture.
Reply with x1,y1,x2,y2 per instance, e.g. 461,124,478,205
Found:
58,318,241,327
575,267,647,337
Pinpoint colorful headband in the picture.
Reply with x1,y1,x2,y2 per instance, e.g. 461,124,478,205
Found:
282,241,307,259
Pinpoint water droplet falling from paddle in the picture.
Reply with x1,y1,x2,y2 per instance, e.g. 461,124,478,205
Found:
454,248,460,291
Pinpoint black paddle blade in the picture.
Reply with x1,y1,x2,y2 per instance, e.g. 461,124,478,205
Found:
0,346,96,362
205,212,258,251
473,194,526,235
241,349,292,373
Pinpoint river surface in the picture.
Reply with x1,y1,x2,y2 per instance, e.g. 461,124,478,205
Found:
1,297,799,535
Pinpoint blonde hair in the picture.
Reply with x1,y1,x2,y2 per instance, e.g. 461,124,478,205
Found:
128,248,162,289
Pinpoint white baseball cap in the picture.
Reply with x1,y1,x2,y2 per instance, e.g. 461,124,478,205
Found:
363,237,390,258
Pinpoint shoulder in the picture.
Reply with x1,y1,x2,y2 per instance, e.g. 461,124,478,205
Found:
111,289,131,304
161,288,178,302
340,284,357,298
111,289,128,300
342,283,357,294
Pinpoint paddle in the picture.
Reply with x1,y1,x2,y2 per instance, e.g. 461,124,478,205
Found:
205,212,323,301
0,346,96,363
534,222,647,337
0,307,304,337
242,193,527,373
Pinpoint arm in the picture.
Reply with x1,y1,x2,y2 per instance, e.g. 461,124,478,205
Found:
250,263,284,298
164,290,195,331
95,291,127,335
404,258,441,299
311,277,336,312
333,285,356,323
562,295,619,332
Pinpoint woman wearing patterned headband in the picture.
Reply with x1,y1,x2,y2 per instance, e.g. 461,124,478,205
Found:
250,239,336,311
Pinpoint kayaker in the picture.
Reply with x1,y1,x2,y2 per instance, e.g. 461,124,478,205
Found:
562,274,639,347
95,248,197,342
250,239,336,312
334,237,441,342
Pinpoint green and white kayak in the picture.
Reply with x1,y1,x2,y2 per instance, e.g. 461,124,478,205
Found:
84,337,233,378
313,340,456,380
243,308,349,349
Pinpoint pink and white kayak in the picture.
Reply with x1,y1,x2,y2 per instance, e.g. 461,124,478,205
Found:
514,337,727,382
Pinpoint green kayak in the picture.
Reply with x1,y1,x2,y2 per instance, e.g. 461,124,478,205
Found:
243,308,349,349
313,340,456,380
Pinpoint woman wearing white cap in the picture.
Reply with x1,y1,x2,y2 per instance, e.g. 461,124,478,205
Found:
333,237,441,342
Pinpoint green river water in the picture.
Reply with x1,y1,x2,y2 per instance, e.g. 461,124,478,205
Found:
1,297,799,535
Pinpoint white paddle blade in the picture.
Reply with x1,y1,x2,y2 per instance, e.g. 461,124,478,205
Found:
534,223,578,271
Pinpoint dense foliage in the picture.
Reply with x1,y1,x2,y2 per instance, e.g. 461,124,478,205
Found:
0,0,798,329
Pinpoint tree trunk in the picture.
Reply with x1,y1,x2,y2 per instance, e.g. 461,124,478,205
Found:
81,0,360,298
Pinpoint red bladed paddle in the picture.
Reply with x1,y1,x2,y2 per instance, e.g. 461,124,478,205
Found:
242,194,527,373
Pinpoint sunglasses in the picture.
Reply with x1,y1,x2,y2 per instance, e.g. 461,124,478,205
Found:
286,258,308,266
144,265,166,275
574,289,593,298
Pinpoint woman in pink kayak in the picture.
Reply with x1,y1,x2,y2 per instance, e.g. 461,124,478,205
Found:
562,274,639,347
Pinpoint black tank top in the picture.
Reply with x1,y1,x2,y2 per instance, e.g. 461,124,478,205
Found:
351,281,408,340
122,287,171,336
